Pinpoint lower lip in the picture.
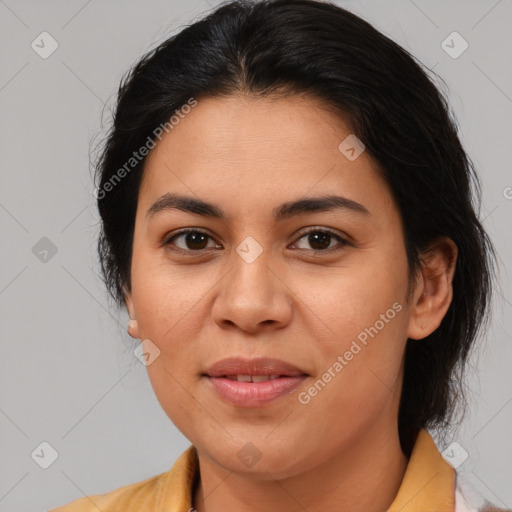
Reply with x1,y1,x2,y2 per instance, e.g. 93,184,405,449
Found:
205,375,307,407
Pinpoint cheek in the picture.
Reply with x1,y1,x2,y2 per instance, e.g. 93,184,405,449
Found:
130,249,204,337
145,361,205,440
129,251,213,375
297,312,407,444
292,256,409,399
291,251,407,335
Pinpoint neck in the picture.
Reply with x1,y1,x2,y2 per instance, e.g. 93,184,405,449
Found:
193,420,409,512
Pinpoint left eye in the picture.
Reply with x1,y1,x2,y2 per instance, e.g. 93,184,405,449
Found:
164,228,348,253
292,229,348,252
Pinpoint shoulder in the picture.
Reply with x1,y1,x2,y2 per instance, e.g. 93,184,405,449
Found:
49,471,166,512
49,444,198,512
455,481,511,512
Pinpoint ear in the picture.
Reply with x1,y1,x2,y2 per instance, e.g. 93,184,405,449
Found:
407,236,458,340
124,288,141,339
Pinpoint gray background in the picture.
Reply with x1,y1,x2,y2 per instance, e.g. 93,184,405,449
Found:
0,0,511,510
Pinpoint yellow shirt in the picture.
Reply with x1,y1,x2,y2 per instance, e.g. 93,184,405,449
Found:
51,429,464,511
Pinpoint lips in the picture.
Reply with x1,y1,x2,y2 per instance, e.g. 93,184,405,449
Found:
203,357,309,407
204,356,308,379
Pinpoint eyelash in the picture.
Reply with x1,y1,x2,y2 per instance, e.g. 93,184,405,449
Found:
163,227,351,255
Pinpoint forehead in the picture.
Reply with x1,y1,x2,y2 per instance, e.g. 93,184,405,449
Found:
138,94,393,218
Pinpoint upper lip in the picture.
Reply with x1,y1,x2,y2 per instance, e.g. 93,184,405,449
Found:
204,357,308,377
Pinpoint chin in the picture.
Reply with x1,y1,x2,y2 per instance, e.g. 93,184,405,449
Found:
200,437,312,480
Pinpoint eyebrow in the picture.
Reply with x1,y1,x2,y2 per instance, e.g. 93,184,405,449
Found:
145,192,370,221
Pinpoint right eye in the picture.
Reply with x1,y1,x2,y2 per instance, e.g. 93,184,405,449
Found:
164,229,221,253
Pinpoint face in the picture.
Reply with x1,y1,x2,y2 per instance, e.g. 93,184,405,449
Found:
125,94,428,479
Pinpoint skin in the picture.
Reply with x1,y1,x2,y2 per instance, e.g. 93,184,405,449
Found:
125,93,457,512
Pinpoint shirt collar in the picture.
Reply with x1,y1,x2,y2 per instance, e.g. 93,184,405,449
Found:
387,429,456,511
159,428,455,511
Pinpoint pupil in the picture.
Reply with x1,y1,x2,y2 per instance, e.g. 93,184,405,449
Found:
309,232,330,250
186,232,208,250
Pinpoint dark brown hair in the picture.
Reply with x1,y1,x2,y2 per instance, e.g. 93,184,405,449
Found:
94,0,496,455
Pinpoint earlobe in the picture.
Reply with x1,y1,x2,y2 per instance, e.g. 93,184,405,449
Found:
124,290,141,339
127,319,140,339
407,237,458,341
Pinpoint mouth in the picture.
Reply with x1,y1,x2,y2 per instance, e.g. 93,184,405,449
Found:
204,356,308,378
203,357,309,407
219,374,284,382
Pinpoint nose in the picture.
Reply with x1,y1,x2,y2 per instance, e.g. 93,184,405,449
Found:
211,245,293,335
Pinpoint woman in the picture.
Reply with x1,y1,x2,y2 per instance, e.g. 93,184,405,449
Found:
52,1,506,511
